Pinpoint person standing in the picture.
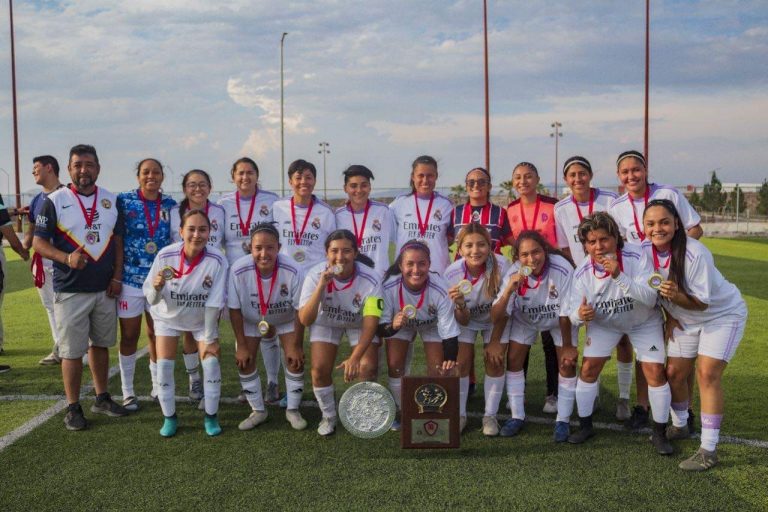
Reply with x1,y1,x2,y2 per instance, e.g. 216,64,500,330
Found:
33,144,128,430
0,184,29,359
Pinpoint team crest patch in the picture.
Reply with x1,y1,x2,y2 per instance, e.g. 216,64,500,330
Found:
280,284,289,297
372,219,381,232
511,215,518,223
259,204,270,217
548,283,558,299
586,337,591,346
471,210,480,222
101,199,112,209
428,304,437,316
210,219,218,230
311,217,321,230
541,213,549,222
202,275,213,290
433,210,442,221
160,209,169,221
353,293,362,309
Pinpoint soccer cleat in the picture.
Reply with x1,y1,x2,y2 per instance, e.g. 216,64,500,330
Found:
160,415,178,437
568,416,595,444
64,404,87,431
0,364,10,375
481,416,499,437
459,416,467,433
626,405,649,432
679,448,718,471
91,394,128,417
238,410,269,431
204,414,222,436
499,418,525,437
265,381,280,404
542,395,558,414
666,424,692,441
122,396,139,412
651,422,674,455
189,378,203,401
615,398,631,421
39,352,62,366
553,421,570,443
687,409,697,435
317,416,337,436
285,409,308,431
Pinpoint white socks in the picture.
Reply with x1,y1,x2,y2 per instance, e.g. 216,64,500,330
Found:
388,377,402,410
556,375,577,423
575,378,599,417
483,374,505,417
506,370,526,420
149,360,158,397
119,352,137,398
648,382,672,424
700,414,722,452
313,384,336,419
183,351,201,383
285,369,304,410
157,358,175,417
617,361,633,400
202,356,221,416
671,401,690,428
459,376,469,417
260,337,281,385
239,369,265,412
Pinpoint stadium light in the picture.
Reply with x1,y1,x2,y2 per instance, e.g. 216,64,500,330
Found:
281,32,288,197
550,122,563,197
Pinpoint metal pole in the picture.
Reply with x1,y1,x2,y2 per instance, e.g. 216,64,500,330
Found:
550,122,562,197
280,32,288,197
9,0,22,229
318,142,329,201
483,0,490,173
643,0,650,169
735,185,740,232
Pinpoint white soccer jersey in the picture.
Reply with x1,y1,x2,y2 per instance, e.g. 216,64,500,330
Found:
389,192,453,273
555,188,618,265
143,242,228,331
299,261,381,329
566,243,659,330
444,255,510,330
170,201,226,250
273,196,337,271
608,183,701,243
494,254,574,332
334,200,395,275
220,189,279,264
380,273,461,340
227,254,303,327
640,238,746,327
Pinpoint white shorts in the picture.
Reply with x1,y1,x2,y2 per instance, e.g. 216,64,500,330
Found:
309,324,361,346
243,319,294,338
509,322,578,348
584,317,665,364
667,312,746,363
458,319,512,345
389,325,441,344
117,285,150,318
153,319,217,344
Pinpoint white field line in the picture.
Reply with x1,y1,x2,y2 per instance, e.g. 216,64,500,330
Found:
0,347,149,452
2,387,767,450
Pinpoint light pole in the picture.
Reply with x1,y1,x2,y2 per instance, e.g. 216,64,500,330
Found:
280,32,288,197
318,142,330,201
9,0,22,230
644,0,650,169
550,122,563,197
483,0,490,173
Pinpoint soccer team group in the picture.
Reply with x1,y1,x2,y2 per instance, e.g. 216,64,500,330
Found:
14,144,746,472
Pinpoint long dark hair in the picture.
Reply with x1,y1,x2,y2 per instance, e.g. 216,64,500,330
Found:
513,230,573,269
324,229,374,268
383,239,432,282
249,222,280,244
643,199,690,297
179,169,212,217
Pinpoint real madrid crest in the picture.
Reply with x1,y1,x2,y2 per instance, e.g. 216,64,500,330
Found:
202,275,213,289
101,199,111,209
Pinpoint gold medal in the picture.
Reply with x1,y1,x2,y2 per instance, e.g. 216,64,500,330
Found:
648,272,664,290
85,232,97,245
332,264,344,275
457,279,473,295
161,266,175,280
258,320,270,336
520,265,533,277
293,250,306,263
402,304,417,319
145,241,158,254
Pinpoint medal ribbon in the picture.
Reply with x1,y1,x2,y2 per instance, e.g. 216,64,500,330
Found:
631,186,650,241
69,184,98,229
520,195,541,231
461,202,491,226
651,245,671,272
327,268,356,293
255,258,279,319
592,251,624,279
347,200,370,248
31,253,45,288
138,189,161,240
291,197,315,247
235,191,257,236
572,188,595,222
519,263,546,296
175,247,206,278
462,262,483,286
399,279,427,312
414,193,435,237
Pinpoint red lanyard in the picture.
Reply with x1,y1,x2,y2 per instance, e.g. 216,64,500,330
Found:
399,279,427,311
519,264,545,296
255,259,278,318
520,196,541,231
138,189,161,239
175,247,206,278
461,202,491,225
414,193,435,237
204,200,210,216
235,191,257,236
327,269,356,293
652,246,671,272
592,251,624,279
631,186,650,241
69,185,98,228
291,197,314,246
463,262,483,286
348,200,370,248
572,189,595,222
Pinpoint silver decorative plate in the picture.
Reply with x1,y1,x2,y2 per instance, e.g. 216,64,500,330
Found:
338,382,396,439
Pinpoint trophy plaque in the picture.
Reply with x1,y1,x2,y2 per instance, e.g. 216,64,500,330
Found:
400,375,460,449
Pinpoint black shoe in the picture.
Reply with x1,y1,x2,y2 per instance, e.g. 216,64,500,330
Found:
651,422,674,455
90,393,129,417
626,405,649,432
64,403,88,431
568,415,595,444
687,408,696,435
468,382,476,398
0,364,10,374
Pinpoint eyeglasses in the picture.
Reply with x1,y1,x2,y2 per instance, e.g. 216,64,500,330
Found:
185,182,210,189
466,179,489,188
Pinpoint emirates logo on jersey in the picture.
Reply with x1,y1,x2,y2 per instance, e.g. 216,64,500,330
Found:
202,275,213,290
260,205,270,217
311,217,321,230
433,210,442,221
372,219,381,232
280,284,289,297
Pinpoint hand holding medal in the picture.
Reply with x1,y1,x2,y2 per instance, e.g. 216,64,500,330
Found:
598,253,621,279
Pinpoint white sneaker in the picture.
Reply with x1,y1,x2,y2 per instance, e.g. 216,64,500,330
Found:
482,415,499,437
189,378,203,401
285,409,308,431
542,394,558,414
122,396,139,412
238,410,268,431
317,416,337,436
459,416,467,433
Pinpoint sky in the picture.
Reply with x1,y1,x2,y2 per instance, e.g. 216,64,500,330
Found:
0,0,767,202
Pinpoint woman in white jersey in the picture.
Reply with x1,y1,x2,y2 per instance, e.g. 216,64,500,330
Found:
444,223,508,434
378,240,460,430
298,230,383,436
553,156,633,423
489,230,576,441
389,156,453,274
642,199,747,471
564,212,673,455
169,169,226,404
228,223,307,432
143,209,228,437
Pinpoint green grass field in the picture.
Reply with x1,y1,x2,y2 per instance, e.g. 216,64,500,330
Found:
1,238,767,511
